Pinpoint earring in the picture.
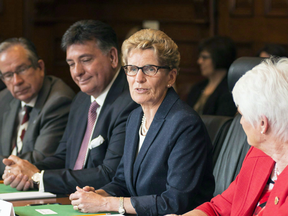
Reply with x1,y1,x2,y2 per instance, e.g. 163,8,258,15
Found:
261,131,264,134
167,84,171,88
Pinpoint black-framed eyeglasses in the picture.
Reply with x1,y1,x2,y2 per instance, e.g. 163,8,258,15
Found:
0,64,33,82
123,65,171,77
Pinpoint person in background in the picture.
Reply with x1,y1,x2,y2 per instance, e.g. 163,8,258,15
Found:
0,37,75,176
186,36,237,117
167,57,288,216
69,29,214,215
257,43,288,58
2,20,138,194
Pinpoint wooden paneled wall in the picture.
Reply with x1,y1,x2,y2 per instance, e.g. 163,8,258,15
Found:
26,0,213,100
1,0,288,100
218,0,288,57
0,0,213,99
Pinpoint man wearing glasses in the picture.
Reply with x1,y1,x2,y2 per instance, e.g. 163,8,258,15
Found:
0,38,75,176
2,20,138,194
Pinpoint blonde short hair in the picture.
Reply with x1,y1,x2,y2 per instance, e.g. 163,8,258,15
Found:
122,29,180,71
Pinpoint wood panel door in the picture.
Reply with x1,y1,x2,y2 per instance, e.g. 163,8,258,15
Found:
217,0,288,58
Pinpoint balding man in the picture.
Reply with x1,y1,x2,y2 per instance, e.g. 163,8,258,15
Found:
0,38,75,175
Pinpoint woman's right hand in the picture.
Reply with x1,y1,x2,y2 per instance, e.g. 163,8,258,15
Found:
70,186,108,213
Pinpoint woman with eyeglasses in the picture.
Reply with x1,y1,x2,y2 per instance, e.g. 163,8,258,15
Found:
186,36,237,117
69,29,215,215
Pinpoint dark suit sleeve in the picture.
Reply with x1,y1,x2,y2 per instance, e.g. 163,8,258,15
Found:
40,97,138,194
101,156,131,197
100,114,134,197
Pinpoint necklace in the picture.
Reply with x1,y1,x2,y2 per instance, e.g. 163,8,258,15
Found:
141,114,148,136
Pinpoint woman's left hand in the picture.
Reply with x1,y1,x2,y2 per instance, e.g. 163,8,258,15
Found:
70,186,107,213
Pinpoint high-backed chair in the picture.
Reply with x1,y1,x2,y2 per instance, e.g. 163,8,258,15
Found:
213,57,263,196
200,115,233,165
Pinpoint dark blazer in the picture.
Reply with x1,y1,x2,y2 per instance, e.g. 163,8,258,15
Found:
35,70,139,194
197,147,288,216
102,88,215,216
187,76,236,117
0,76,75,175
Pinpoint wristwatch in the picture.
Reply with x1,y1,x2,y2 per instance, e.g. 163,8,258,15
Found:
118,197,125,214
31,172,41,185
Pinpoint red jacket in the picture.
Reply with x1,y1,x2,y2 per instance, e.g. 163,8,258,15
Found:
197,147,288,216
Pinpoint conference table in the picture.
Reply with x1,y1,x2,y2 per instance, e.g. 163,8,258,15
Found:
1,180,70,206
11,196,71,207
0,181,122,215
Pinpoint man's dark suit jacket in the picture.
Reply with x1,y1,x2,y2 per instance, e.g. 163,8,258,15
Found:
102,88,215,216
0,76,75,175
35,70,138,194
187,76,237,117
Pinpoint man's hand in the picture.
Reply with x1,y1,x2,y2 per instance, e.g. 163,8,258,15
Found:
3,172,32,191
3,155,39,178
2,155,40,191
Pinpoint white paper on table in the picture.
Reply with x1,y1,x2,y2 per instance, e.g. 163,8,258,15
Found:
0,191,56,201
35,209,58,214
0,200,15,216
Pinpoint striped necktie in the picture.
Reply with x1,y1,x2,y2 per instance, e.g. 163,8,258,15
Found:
12,105,33,155
20,105,33,141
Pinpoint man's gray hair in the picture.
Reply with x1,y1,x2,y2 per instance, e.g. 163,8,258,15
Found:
0,37,40,69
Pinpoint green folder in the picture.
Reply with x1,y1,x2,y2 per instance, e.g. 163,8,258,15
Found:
14,204,119,216
0,184,37,193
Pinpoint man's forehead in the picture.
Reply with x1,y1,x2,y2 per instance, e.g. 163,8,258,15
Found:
0,46,30,69
66,40,99,50
66,41,103,60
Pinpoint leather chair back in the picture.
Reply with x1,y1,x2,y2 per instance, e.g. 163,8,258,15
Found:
227,57,264,91
200,115,233,165
213,57,263,196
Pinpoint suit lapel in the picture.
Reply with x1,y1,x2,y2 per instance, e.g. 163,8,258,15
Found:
1,99,20,154
132,88,179,186
132,117,165,186
125,109,142,195
92,70,127,138
237,151,274,215
70,95,91,168
23,77,51,148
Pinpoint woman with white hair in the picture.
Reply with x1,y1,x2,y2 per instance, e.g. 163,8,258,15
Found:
167,57,288,216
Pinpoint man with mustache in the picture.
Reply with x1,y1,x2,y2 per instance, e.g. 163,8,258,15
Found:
0,37,75,176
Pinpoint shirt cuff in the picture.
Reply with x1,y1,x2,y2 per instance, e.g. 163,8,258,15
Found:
38,170,45,192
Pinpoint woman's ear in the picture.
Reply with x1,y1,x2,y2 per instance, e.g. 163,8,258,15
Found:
167,69,177,87
109,47,118,69
260,115,269,134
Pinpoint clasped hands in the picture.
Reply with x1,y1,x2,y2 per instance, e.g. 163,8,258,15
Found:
70,186,111,213
2,155,40,190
